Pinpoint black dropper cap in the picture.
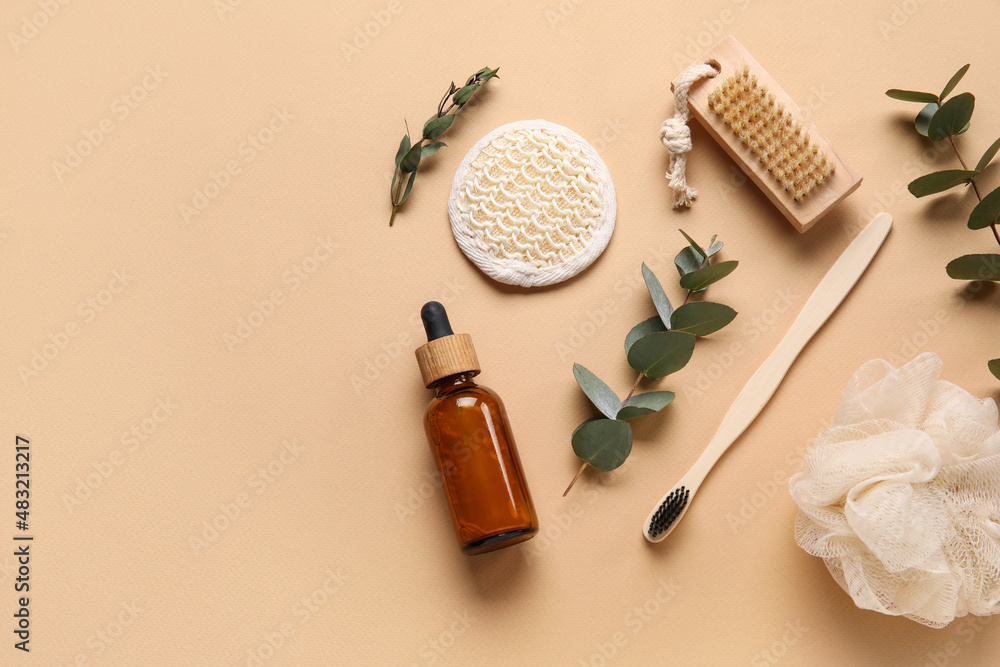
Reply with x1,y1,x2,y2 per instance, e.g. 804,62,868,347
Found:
420,301,454,342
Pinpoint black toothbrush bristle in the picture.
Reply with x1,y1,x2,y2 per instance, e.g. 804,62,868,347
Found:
648,486,690,538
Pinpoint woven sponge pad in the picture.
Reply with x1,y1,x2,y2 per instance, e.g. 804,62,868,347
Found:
789,353,1000,628
448,120,616,287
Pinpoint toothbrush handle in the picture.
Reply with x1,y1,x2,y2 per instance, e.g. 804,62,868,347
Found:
686,213,893,485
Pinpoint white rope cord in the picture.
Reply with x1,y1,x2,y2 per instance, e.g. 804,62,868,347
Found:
660,62,719,208
448,120,616,288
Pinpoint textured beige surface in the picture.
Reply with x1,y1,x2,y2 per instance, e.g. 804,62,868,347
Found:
2,1,1000,665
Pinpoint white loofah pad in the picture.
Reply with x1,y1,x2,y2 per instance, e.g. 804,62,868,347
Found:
448,120,616,288
789,353,1000,628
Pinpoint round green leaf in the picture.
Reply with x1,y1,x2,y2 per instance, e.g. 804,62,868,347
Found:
616,391,675,420
627,331,696,379
669,302,738,336
674,246,704,278
946,254,1000,281
907,169,979,197
572,363,621,420
928,93,975,142
915,102,937,137
886,89,939,104
968,188,1000,230
940,64,970,100
625,316,666,354
679,260,739,291
989,359,1000,381
641,264,673,325
571,418,632,472
423,114,454,141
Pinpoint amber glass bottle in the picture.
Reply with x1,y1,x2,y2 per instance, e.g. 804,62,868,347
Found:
415,302,538,555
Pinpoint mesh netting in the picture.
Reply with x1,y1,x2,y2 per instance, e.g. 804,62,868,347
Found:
789,352,1000,627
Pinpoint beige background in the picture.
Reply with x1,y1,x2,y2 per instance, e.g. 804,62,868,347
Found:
3,0,1000,665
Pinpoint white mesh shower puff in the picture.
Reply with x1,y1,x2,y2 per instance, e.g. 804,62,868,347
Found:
448,120,616,288
789,352,1000,628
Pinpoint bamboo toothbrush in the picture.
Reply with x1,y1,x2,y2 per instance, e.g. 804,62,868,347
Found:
643,213,893,543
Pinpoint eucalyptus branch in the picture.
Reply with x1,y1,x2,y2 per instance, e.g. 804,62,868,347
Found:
563,232,739,496
388,67,499,226
887,63,1000,380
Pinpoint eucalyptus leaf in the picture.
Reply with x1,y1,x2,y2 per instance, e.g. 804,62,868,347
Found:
478,68,499,82
679,260,739,291
967,188,1000,230
928,92,975,142
616,391,675,420
573,364,622,420
706,238,724,257
886,89,939,103
945,254,1000,281
641,264,673,325
625,316,666,354
989,359,1000,381
975,138,1000,172
670,302,738,336
940,64,970,100
394,134,411,168
398,166,418,206
679,229,707,260
627,331,696,379
571,418,632,472
907,169,979,197
915,102,937,137
399,143,423,173
453,84,478,106
421,141,446,158
423,114,454,141
674,246,705,278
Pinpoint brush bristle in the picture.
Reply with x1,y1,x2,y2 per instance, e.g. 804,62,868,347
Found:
648,486,690,538
708,65,835,200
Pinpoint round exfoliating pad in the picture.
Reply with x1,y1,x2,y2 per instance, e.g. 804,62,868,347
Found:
448,120,616,287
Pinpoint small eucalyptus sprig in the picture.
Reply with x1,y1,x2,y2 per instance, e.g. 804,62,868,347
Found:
886,64,1000,379
563,231,739,496
388,66,499,226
